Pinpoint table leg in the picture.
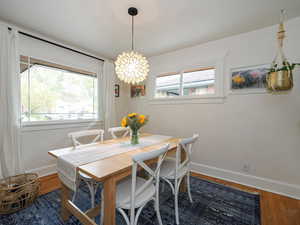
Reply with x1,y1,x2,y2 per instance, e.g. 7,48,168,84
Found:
61,183,72,221
103,177,117,225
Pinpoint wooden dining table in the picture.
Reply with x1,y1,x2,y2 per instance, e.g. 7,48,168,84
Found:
48,133,184,225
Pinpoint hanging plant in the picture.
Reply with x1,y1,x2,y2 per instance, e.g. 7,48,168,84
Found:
267,61,299,92
269,61,300,73
266,10,299,92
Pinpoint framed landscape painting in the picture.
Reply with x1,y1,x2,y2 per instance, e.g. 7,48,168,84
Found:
230,64,270,94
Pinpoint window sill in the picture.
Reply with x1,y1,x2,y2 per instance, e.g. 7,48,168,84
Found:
149,95,225,105
21,120,103,132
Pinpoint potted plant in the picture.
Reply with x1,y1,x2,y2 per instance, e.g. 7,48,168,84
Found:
266,61,300,91
266,10,300,92
121,113,148,145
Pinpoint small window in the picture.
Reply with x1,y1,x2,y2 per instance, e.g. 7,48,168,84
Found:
155,67,215,98
182,68,215,96
20,56,98,123
155,73,181,98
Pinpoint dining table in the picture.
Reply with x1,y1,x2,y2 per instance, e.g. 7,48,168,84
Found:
48,133,185,225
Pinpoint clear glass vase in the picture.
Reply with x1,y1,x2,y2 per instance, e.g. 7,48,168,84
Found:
131,129,139,145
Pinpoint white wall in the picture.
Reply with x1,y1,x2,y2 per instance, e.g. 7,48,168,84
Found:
115,82,131,124
129,17,300,199
21,122,102,176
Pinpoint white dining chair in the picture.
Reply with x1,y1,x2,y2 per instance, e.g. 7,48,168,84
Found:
108,126,130,139
115,144,170,225
68,129,104,209
159,134,199,225
69,129,104,147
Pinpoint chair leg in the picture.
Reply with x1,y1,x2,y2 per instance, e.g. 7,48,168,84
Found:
134,206,144,225
187,172,193,203
117,208,130,225
72,179,80,203
134,203,148,225
155,192,163,225
72,191,77,203
85,180,96,208
163,178,175,195
174,177,184,225
72,190,77,203
174,187,180,225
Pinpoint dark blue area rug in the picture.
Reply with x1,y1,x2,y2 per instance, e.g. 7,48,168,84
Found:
0,177,260,225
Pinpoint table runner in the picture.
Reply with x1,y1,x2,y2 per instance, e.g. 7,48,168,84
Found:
57,135,172,191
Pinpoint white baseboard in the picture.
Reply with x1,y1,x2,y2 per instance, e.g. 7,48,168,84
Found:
26,164,57,177
191,162,300,200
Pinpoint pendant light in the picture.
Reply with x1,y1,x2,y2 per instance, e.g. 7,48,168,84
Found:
115,7,149,84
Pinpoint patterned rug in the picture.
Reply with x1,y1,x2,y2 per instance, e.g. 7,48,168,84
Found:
0,177,260,225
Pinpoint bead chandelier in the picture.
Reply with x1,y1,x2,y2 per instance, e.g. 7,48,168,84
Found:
115,7,149,84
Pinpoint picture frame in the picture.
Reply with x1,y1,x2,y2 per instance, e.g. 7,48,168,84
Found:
230,64,270,94
114,84,120,97
131,85,146,98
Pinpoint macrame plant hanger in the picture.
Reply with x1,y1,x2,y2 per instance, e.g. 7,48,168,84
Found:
266,10,294,92
273,10,287,68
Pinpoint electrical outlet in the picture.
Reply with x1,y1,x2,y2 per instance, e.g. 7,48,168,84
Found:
242,163,251,173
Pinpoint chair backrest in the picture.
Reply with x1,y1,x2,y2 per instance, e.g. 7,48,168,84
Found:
68,129,104,148
121,144,170,221
108,126,130,139
175,134,199,176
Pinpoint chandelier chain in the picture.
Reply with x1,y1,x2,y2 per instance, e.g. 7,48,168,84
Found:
131,16,134,51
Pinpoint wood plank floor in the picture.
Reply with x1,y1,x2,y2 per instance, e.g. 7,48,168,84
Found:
191,173,300,225
38,172,300,225
38,173,61,196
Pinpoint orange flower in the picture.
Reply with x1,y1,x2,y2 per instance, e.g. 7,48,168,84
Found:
128,113,137,117
139,115,146,124
232,74,245,84
121,117,127,127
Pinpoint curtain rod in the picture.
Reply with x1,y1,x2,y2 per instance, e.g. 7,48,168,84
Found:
8,27,104,62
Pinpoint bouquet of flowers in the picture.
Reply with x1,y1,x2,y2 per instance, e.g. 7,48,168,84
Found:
121,113,148,145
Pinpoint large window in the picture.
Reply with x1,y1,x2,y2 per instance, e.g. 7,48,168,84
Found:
155,67,215,98
20,56,98,123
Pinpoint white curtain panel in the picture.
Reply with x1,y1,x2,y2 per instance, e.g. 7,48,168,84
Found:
0,24,23,179
99,60,116,138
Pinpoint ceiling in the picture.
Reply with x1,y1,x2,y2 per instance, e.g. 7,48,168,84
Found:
0,0,300,59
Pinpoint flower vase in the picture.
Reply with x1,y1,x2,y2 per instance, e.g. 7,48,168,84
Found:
131,129,139,145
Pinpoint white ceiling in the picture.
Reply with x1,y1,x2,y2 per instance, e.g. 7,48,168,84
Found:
0,0,300,59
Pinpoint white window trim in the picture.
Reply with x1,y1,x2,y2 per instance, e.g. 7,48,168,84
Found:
149,58,225,105
20,56,102,127
21,119,103,132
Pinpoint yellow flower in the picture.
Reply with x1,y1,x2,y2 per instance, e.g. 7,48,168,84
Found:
128,113,137,117
121,117,127,127
232,74,245,84
139,115,146,124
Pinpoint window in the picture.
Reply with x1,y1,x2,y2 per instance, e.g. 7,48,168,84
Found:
155,73,181,98
155,67,215,98
20,56,98,123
